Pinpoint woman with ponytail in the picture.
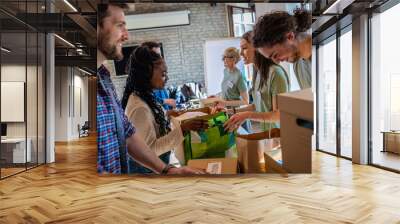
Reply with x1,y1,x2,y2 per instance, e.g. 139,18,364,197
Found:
121,46,208,173
224,31,290,132
253,8,312,89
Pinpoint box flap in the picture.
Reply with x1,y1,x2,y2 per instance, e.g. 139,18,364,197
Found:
277,88,314,121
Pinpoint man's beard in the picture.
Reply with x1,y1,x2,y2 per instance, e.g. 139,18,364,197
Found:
98,32,123,61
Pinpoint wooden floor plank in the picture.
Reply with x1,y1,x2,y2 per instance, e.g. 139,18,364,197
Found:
0,135,399,223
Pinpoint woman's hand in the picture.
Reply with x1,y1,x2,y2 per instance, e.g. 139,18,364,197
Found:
181,119,209,132
167,109,185,118
167,166,206,175
164,98,176,108
224,111,250,132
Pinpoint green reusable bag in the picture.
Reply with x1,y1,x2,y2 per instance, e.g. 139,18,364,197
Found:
183,112,236,163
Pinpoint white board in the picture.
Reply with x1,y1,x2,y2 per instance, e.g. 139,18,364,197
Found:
204,38,245,96
1,82,25,122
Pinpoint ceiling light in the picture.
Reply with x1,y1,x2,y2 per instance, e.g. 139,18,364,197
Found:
323,0,354,14
323,0,341,14
78,67,92,76
63,0,78,12
54,34,75,48
1,47,11,53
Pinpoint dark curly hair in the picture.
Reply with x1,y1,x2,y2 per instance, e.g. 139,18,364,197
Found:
253,9,311,48
121,46,171,136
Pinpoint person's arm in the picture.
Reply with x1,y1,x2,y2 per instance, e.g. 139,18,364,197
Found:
220,91,248,107
163,98,176,108
126,134,204,174
224,110,279,132
126,133,165,173
235,104,255,113
240,91,249,105
133,106,184,156
224,67,290,131
123,100,205,174
217,73,249,107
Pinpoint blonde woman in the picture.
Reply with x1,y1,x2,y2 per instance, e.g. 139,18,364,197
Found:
219,47,249,106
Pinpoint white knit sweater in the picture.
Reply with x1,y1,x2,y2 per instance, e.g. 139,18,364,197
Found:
124,94,185,159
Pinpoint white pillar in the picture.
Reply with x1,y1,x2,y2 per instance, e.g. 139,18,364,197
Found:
46,1,55,163
352,14,369,164
46,33,55,163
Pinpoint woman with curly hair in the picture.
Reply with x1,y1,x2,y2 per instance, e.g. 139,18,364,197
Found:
121,46,208,173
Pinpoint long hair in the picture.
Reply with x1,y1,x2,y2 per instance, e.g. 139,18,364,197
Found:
253,51,276,91
121,46,171,136
241,31,276,90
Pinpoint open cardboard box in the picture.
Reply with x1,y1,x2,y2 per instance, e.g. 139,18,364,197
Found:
277,88,314,173
187,158,238,174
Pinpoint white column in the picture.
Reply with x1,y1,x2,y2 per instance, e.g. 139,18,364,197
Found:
46,0,55,163
46,33,55,163
352,14,369,164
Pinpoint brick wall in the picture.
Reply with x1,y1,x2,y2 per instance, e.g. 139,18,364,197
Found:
111,3,229,99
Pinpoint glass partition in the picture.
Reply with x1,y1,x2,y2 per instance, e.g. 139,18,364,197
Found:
339,27,352,158
370,3,400,171
0,0,46,179
317,35,337,155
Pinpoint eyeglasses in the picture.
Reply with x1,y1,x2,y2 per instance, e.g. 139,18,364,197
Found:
222,56,235,60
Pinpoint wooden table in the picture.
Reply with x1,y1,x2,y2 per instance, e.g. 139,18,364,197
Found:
381,131,400,154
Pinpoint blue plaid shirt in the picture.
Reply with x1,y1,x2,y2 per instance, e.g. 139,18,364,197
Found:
97,65,135,174
153,88,172,110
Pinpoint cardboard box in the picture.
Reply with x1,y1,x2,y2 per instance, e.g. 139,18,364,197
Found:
200,97,223,107
264,149,288,176
384,132,400,154
277,89,314,173
187,158,238,174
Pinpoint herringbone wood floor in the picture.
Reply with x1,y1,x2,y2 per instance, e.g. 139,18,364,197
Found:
1,135,400,224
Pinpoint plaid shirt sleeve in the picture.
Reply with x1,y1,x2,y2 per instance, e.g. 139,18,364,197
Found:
97,66,135,174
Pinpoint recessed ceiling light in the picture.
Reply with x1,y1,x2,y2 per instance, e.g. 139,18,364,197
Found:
78,67,92,76
63,0,78,12
1,47,11,53
54,34,75,48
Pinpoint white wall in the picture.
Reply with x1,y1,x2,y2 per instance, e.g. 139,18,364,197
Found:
54,67,89,141
1,65,35,138
1,64,46,164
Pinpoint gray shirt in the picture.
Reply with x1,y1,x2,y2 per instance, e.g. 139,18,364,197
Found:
221,67,247,100
293,58,311,89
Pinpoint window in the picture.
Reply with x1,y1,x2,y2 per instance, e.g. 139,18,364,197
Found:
340,27,352,158
228,6,255,37
370,2,400,171
317,35,337,155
